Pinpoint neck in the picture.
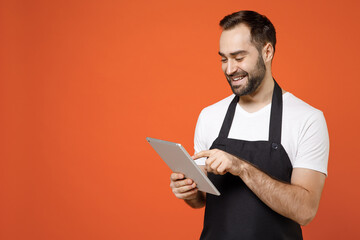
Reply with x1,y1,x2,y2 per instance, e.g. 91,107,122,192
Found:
238,72,275,112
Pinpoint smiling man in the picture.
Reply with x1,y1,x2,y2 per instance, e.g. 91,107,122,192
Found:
170,10,329,240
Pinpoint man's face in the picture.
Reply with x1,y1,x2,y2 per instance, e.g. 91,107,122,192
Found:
219,24,266,96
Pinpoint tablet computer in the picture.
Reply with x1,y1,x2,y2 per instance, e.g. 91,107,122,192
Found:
146,137,220,196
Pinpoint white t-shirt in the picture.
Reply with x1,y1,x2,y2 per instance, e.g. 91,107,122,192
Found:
194,92,329,175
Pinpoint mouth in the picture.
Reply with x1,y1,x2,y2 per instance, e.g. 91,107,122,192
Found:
233,75,246,81
229,73,248,86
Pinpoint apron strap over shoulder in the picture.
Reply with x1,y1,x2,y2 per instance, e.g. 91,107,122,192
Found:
269,80,283,143
218,95,239,138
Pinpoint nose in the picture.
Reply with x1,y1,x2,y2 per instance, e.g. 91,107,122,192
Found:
226,59,237,75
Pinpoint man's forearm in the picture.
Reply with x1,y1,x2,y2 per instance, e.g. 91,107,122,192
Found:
238,161,322,226
185,191,206,209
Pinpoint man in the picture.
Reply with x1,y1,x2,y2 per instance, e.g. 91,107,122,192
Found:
170,10,329,239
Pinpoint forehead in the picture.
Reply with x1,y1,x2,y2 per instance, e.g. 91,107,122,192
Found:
219,24,255,54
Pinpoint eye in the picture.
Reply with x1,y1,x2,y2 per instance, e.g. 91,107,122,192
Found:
235,58,244,62
221,58,227,63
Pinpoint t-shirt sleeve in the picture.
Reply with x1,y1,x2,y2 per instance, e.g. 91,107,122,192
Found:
293,111,329,175
194,110,207,165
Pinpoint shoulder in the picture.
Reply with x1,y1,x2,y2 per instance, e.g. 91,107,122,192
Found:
199,94,235,120
194,95,234,153
283,92,325,123
283,93,329,175
282,93,329,175
282,92,328,148
196,94,235,132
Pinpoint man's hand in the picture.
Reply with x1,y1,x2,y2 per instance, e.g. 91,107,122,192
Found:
170,172,206,208
194,149,242,176
170,173,198,200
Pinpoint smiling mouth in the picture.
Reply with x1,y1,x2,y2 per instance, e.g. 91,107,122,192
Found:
233,75,246,81
230,73,247,82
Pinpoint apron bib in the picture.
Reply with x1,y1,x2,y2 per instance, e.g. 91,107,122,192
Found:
200,81,303,240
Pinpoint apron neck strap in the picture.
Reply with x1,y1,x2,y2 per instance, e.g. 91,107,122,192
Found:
218,79,283,143
269,80,283,143
218,95,239,138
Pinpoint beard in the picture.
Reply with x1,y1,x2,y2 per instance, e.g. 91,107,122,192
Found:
225,54,266,97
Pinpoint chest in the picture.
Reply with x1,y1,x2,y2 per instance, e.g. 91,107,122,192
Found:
204,105,298,166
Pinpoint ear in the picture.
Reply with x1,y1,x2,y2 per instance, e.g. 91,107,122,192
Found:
262,43,274,63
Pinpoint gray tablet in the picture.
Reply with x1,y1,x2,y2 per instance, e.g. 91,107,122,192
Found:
146,137,220,196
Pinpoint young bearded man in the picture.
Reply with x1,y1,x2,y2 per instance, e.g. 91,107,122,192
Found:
170,10,329,240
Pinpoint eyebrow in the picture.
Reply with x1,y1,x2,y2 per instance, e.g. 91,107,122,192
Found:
218,50,249,57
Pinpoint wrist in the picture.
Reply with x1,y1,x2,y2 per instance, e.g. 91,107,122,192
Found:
230,154,241,176
235,157,248,178
185,191,206,208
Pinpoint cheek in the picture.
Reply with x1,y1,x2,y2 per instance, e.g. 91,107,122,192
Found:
242,60,257,74
237,63,251,74
221,63,227,73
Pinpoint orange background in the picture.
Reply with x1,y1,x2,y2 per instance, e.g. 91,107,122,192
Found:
1,0,359,239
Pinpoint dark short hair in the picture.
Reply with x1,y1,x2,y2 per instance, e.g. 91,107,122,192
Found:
220,10,276,53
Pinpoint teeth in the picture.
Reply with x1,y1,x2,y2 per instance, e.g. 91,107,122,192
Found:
233,76,245,81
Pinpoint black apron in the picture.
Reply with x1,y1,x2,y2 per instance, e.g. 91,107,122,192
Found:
199,81,303,240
